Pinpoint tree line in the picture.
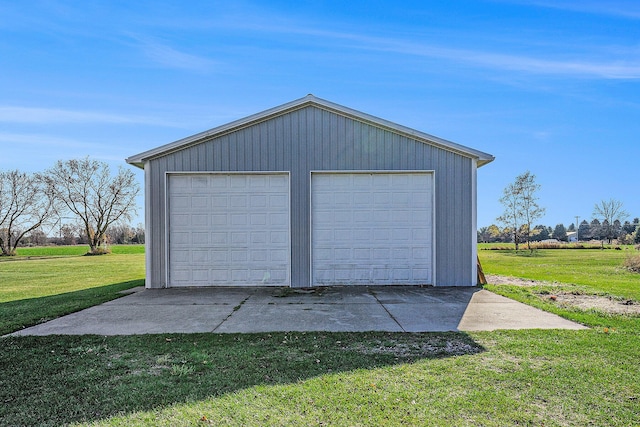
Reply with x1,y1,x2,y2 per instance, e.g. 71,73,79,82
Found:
484,170,638,248
24,223,145,247
0,158,140,256
479,218,640,245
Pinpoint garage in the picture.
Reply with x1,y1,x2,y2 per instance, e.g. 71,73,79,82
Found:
312,172,434,285
167,173,290,286
127,94,494,288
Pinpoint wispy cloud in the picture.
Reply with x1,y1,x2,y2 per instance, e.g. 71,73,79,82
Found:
106,6,640,81
0,133,134,155
128,35,219,72
163,7,640,81
393,42,640,79
269,27,640,80
0,106,184,126
497,0,640,19
0,133,146,169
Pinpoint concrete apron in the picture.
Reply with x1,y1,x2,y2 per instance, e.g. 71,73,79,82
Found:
10,286,587,336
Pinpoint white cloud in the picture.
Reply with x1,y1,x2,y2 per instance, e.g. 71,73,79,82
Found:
143,42,218,72
0,132,139,157
195,18,640,80
128,35,220,72
0,106,184,126
286,28,640,80
497,0,640,19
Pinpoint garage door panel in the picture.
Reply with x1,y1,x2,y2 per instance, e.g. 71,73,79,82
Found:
170,232,189,245
230,214,248,226
192,250,210,263
168,173,290,287
392,269,411,281
172,250,189,263
270,249,288,262
269,194,288,207
171,196,190,210
353,174,372,187
249,175,267,188
210,270,229,282
230,176,247,188
211,250,227,262
312,172,433,286
269,269,288,282
171,176,190,188
211,232,226,244
191,214,208,227
250,195,267,208
230,195,247,208
270,231,288,244
172,269,191,282
353,229,372,241
191,233,209,245
372,210,390,222
250,232,267,244
269,213,288,225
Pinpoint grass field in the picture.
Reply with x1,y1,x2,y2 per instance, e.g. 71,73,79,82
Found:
479,244,640,299
0,245,144,335
12,244,145,257
1,246,639,426
479,247,640,332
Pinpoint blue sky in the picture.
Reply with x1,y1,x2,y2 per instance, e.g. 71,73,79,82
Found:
1,0,639,229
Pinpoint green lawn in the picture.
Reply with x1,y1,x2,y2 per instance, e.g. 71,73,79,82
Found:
479,247,640,332
479,246,640,300
0,245,144,335
13,244,145,257
1,246,639,426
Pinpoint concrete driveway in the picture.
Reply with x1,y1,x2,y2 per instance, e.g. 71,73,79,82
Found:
11,286,586,336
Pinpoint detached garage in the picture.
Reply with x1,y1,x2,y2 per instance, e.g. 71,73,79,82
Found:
127,95,493,288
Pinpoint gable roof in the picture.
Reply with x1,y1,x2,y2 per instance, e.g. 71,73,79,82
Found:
126,94,495,168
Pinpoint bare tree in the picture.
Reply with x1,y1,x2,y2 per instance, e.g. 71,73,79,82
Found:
593,198,629,244
25,229,48,246
0,170,57,255
497,171,546,251
45,158,140,255
106,222,136,244
133,223,145,244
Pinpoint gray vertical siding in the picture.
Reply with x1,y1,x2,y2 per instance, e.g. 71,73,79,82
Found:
145,105,474,288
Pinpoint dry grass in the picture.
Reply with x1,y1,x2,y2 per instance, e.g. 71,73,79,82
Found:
623,254,640,273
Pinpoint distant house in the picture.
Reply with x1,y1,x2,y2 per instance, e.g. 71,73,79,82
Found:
127,95,494,289
567,232,578,243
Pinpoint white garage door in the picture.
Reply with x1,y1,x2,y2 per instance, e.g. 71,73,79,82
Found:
312,172,433,286
168,173,290,286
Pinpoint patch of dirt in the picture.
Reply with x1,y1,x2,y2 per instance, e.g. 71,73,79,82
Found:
486,274,640,316
486,274,550,287
544,293,640,316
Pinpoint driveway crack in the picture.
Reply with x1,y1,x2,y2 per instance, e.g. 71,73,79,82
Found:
211,293,252,332
369,288,406,332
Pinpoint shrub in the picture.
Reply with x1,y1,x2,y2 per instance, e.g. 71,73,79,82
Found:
85,247,112,256
623,254,640,273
